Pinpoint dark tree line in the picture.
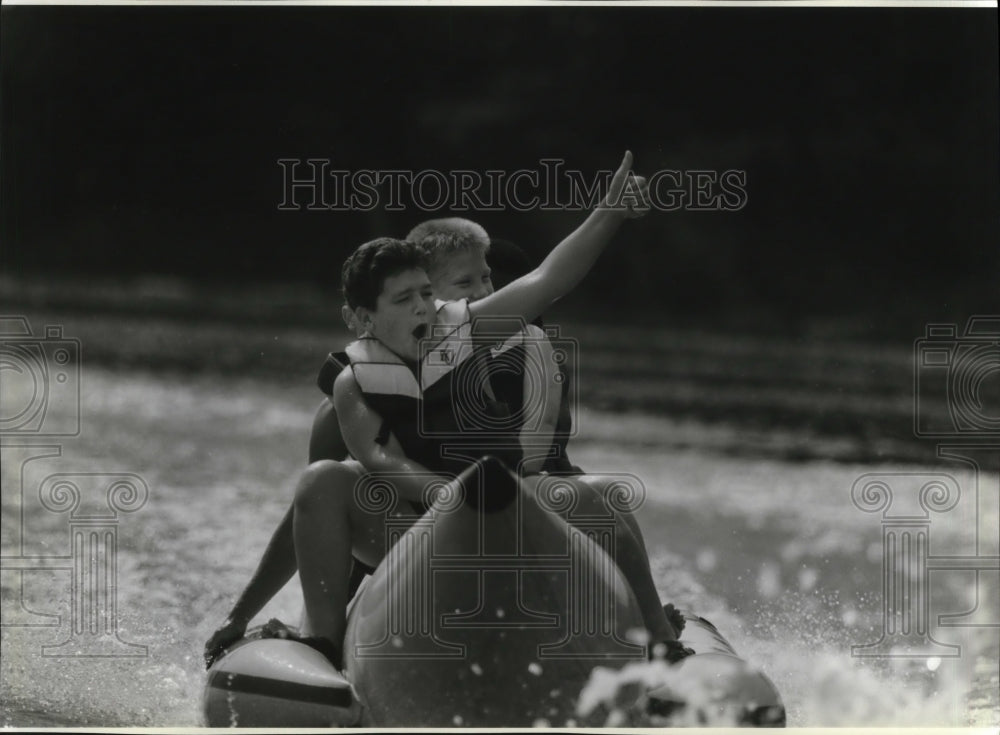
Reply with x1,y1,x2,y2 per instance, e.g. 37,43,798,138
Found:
2,6,997,322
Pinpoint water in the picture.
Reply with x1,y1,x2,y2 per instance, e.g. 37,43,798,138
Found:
1,368,997,726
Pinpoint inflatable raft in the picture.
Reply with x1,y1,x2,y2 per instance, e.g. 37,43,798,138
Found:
204,458,785,727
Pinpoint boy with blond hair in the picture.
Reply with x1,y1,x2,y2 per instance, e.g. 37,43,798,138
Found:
205,153,683,669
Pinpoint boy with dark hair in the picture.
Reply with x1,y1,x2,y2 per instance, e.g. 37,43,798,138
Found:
205,224,530,663
205,152,679,669
341,237,430,310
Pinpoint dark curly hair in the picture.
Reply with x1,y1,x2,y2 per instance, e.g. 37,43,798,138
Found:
341,237,428,311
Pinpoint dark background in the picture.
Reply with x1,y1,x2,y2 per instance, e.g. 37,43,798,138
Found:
2,6,997,331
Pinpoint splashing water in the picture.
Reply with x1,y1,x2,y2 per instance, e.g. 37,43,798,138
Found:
2,368,996,726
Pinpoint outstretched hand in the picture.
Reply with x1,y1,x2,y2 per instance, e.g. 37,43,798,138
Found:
204,617,248,669
602,150,651,219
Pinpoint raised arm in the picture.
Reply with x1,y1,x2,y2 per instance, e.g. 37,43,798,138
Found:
470,151,648,332
332,368,450,503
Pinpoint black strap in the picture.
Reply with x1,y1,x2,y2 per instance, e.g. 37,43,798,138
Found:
317,351,349,396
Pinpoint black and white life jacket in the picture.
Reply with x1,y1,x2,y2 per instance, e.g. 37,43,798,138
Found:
316,301,581,475
343,300,523,476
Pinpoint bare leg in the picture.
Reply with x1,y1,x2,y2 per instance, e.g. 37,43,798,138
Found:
308,400,377,598
292,460,391,645
576,474,651,554
533,475,675,643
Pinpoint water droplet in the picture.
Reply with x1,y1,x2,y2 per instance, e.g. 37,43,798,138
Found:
866,542,882,563
471,663,483,676
452,715,463,725
757,563,781,599
798,567,819,592
926,657,941,671
391,636,403,648
626,627,650,645
496,607,505,619
528,662,543,676
532,718,550,728
696,548,717,572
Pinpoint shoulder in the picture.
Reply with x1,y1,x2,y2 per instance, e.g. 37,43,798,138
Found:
313,396,336,418
434,298,471,329
332,364,361,401
523,323,548,341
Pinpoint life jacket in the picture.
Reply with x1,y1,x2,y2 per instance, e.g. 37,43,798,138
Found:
317,351,349,397
318,330,524,444
547,356,580,475
486,323,580,475
345,300,523,477
317,308,580,475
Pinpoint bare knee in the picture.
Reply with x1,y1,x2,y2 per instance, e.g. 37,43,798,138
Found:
294,460,359,512
566,478,612,517
578,475,642,520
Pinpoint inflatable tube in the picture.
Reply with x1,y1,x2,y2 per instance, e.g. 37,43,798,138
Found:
203,458,784,727
647,613,785,726
341,457,650,727
202,629,360,727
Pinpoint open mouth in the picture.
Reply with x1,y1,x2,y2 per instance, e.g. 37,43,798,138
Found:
412,324,429,340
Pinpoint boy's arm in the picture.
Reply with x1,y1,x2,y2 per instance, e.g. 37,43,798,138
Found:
309,398,351,462
518,329,562,474
470,151,648,331
333,368,451,503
